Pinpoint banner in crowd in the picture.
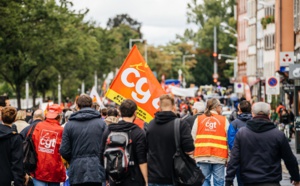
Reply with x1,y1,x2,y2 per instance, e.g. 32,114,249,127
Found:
169,86,198,97
105,45,165,123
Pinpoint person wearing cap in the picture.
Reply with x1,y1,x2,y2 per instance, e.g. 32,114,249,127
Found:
61,110,73,127
60,94,106,186
30,104,66,185
226,102,300,186
183,101,206,129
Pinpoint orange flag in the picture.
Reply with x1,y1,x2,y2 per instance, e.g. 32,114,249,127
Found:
105,45,165,123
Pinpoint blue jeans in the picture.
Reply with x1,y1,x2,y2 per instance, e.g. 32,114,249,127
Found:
197,162,225,186
148,184,173,186
32,178,60,186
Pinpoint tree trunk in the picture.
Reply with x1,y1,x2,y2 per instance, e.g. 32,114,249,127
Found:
42,91,46,102
16,84,21,110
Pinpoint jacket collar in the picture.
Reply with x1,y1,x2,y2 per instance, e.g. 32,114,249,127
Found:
45,118,61,126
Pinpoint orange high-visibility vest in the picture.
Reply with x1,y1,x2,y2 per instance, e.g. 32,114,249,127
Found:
194,113,228,159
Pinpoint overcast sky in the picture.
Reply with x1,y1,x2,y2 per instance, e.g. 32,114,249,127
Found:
70,0,199,46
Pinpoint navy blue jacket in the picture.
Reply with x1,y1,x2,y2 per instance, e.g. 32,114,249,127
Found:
226,116,300,184
60,108,107,184
227,113,252,150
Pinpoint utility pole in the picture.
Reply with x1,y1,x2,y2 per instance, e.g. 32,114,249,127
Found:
94,71,97,91
58,74,61,104
213,26,218,83
26,80,29,109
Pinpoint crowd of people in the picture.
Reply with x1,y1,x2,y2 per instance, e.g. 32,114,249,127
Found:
0,94,300,186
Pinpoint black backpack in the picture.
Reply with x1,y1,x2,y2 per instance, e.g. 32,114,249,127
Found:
23,123,38,172
104,130,133,183
173,118,205,186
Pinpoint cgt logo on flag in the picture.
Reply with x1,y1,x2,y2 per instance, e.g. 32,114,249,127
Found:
105,45,165,123
234,83,244,93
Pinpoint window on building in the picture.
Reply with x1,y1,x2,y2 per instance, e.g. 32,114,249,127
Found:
265,5,275,17
264,34,275,50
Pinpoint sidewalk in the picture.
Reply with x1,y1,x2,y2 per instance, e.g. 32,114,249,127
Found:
280,137,300,186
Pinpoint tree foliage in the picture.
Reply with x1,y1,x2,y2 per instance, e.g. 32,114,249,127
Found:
0,1,144,109
185,0,236,87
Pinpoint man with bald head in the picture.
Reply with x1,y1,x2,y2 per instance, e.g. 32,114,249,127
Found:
20,109,44,139
225,102,300,186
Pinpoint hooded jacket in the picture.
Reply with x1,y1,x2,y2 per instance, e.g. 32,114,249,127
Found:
226,115,300,184
0,124,24,186
101,120,147,185
147,111,194,184
60,108,107,185
227,112,252,150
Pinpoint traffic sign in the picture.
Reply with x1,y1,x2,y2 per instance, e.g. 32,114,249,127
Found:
268,77,278,87
280,52,294,67
266,76,280,95
234,82,244,93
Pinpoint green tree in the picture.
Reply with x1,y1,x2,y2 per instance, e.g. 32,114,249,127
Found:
185,0,236,87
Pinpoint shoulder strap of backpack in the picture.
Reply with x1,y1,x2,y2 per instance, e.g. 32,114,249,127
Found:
174,118,181,151
127,130,134,166
26,123,38,140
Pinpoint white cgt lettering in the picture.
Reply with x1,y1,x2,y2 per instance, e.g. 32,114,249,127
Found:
121,68,140,88
121,68,152,104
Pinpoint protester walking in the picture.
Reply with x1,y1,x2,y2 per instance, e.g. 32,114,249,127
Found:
147,94,194,186
60,94,106,186
0,106,28,186
226,102,300,186
227,100,252,186
101,99,148,186
20,109,44,139
192,98,229,186
184,101,206,129
14,110,29,133
30,104,66,185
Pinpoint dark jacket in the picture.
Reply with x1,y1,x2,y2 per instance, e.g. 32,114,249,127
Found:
0,124,24,186
183,112,204,129
20,119,43,139
101,120,147,186
60,108,107,184
280,113,290,124
147,111,195,184
226,116,300,184
227,113,252,150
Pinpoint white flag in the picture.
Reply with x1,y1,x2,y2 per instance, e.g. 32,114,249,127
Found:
90,86,105,109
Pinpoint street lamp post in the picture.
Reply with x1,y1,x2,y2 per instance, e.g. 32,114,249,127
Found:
129,38,147,63
182,54,195,88
218,54,237,80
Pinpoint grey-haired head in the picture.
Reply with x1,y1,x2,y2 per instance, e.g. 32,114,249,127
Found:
252,102,270,116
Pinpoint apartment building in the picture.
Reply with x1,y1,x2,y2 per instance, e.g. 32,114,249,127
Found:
237,0,248,84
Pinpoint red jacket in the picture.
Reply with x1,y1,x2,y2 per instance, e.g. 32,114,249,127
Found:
31,119,66,182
